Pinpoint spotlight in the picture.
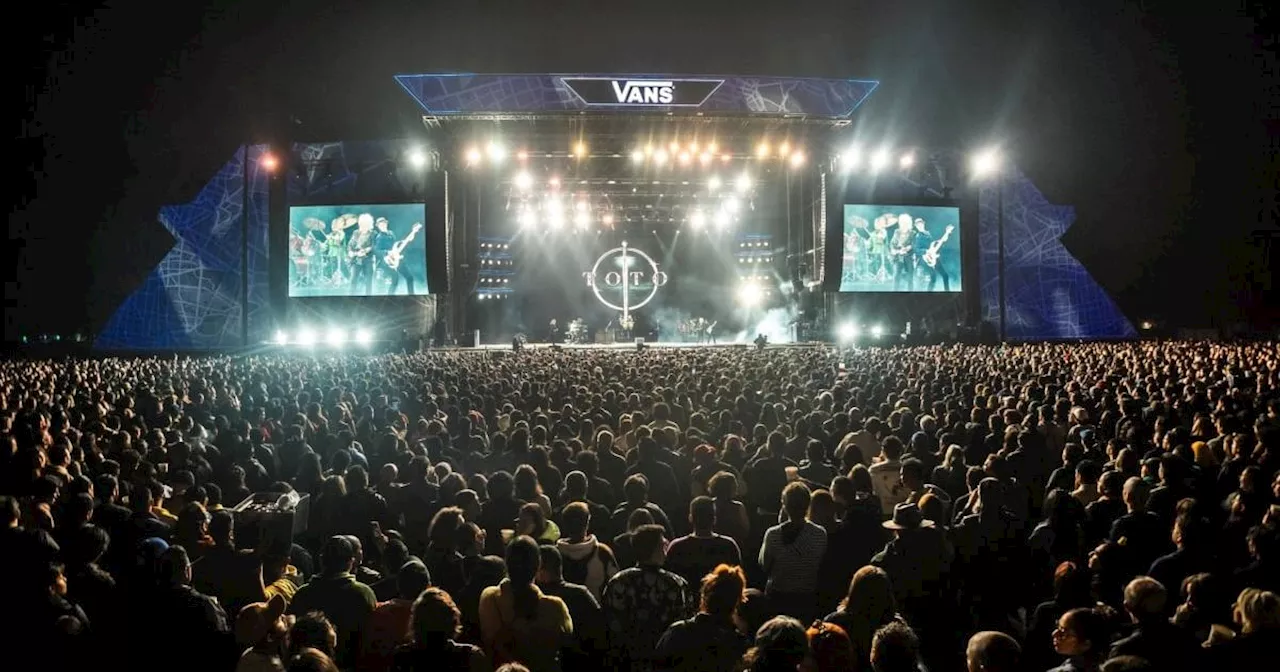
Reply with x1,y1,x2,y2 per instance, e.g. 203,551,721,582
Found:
840,147,861,171
721,153,732,163
669,141,680,153
486,142,506,163
714,209,732,228
408,149,427,168
870,324,885,338
678,151,692,165
690,211,707,228
548,176,561,188
519,210,537,228
574,141,587,157
516,150,529,161
514,172,533,190
723,197,741,214
899,152,915,169
653,149,669,165
631,150,644,163
354,328,373,345
574,212,590,228
273,330,288,345
296,328,317,347
737,283,763,307
327,328,347,346
602,213,614,225
870,149,890,172
838,323,860,342
789,151,805,168
575,200,589,213
779,141,791,157
260,153,279,172
465,147,482,165
707,141,718,153
735,173,752,193
756,142,770,159
971,148,1001,177
708,175,722,192
644,144,654,156
548,212,565,229
699,152,713,166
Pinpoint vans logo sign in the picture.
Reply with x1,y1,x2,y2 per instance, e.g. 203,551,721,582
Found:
560,77,724,107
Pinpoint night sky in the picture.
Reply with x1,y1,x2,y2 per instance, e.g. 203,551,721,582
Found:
12,1,1277,340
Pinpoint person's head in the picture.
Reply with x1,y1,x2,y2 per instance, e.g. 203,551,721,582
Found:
842,565,896,620
289,612,337,658
808,621,854,672
708,471,738,500
505,535,541,586
560,501,590,541
536,545,563,584
1123,576,1168,624
689,496,716,534
623,474,649,504
1099,656,1153,672
1098,470,1123,500
357,213,374,232
428,506,464,550
287,647,339,672
1052,561,1091,604
699,563,746,620
631,523,667,566
410,587,462,643
517,502,547,537
1122,476,1150,512
880,436,904,461
1233,588,1280,633
781,481,812,523
1052,607,1110,658
396,560,432,601
159,545,192,587
965,630,1022,672
319,536,355,576
745,616,810,672
899,458,925,490
870,620,921,672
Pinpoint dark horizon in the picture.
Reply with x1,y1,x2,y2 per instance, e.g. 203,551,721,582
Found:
12,1,1277,340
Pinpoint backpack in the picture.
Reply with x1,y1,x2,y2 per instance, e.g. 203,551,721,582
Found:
561,544,597,586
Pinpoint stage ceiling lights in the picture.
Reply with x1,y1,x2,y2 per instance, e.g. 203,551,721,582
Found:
971,147,1002,177
260,153,279,172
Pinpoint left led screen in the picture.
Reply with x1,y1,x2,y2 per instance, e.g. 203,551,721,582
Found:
288,203,428,297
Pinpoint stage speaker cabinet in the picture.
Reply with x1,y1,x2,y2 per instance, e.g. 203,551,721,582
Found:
634,337,644,345
231,492,310,557
470,330,480,348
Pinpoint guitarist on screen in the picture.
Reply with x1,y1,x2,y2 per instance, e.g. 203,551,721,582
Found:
382,221,424,295
346,213,377,295
889,214,918,291
920,220,955,291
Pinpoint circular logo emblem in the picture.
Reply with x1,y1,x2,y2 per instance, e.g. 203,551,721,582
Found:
583,242,669,314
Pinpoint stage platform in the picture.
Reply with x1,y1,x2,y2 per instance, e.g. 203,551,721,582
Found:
458,340,829,351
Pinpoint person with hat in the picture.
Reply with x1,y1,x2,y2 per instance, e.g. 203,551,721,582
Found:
235,594,291,672
870,502,953,629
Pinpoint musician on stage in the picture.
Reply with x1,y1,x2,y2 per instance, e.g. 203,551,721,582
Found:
915,218,954,291
346,214,377,295
889,214,918,291
376,217,422,295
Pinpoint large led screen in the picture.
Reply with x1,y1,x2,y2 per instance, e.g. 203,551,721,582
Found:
838,204,962,293
288,203,428,297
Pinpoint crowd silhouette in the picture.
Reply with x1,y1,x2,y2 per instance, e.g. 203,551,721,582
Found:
3,341,1278,671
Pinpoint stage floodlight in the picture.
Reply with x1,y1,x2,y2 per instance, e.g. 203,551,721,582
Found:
260,153,279,172
575,199,589,213
602,213,614,225
756,142,770,159
519,210,537,228
700,152,713,166
327,328,347,346
735,173,752,193
516,149,528,161
678,151,692,165
708,175,722,192
737,283,763,307
690,211,707,228
548,212,565,229
653,149,669,165
355,328,373,345
838,323,860,342
515,172,533,190
408,149,427,168
870,324,885,338
870,149,890,173
971,148,1001,177
721,153,732,163
574,142,587,157
899,152,915,169
840,147,861,172
548,176,561,188
274,330,288,345
465,147,482,165
707,141,718,153
789,151,805,168
714,209,732,228
486,142,505,164
688,141,699,154
723,196,741,214
631,149,644,163
296,328,317,347
574,211,590,229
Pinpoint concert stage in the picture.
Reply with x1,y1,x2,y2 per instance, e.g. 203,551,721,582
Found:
467,340,827,352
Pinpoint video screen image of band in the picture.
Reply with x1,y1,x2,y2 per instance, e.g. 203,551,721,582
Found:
288,203,429,297
838,204,962,293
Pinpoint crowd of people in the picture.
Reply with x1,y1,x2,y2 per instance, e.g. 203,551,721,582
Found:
2,341,1278,672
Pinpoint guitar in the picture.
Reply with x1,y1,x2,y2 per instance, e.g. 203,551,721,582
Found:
706,320,717,334
383,223,423,270
921,225,955,268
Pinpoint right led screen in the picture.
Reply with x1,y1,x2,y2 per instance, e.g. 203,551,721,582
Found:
838,204,962,293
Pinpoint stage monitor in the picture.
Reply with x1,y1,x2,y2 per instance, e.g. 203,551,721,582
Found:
837,204,962,293
287,203,428,298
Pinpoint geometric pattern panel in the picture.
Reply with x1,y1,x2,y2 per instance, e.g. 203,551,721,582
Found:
289,140,426,202
395,73,879,118
978,169,1136,340
96,145,270,350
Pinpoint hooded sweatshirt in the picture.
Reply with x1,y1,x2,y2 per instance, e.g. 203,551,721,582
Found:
554,535,619,599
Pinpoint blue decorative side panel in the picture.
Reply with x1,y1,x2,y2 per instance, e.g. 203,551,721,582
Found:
245,145,272,344
979,171,1136,340
96,145,270,350
395,74,878,118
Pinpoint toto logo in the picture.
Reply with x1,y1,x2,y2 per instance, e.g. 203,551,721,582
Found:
582,242,669,318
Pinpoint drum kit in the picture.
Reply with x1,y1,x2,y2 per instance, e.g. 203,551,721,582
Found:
565,319,587,344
